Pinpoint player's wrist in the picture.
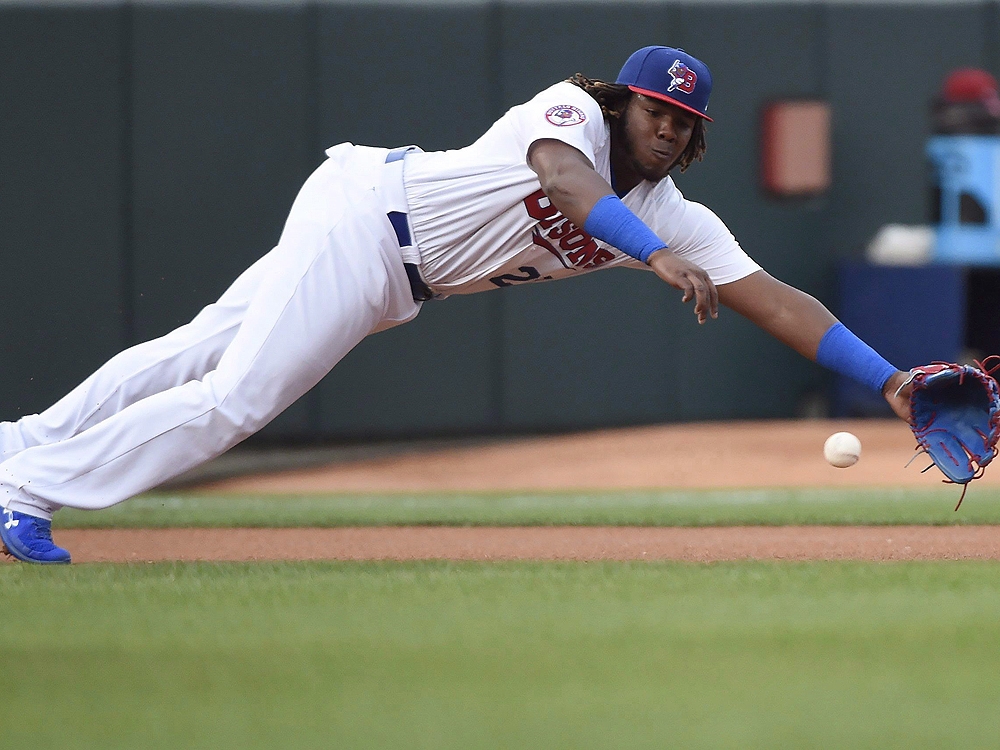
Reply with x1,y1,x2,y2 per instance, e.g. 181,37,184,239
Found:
583,194,667,263
881,370,908,398
645,247,673,265
816,322,898,395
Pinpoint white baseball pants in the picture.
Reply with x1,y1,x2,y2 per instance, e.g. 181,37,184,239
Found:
0,145,421,519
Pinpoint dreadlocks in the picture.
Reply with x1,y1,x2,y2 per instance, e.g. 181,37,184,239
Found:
566,73,707,173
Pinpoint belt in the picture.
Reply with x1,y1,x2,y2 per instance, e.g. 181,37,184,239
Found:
403,263,434,302
384,147,434,303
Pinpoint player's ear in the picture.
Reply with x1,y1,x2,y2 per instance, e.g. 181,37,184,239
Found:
676,118,708,173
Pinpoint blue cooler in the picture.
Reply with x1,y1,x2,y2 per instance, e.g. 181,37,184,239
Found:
927,135,1000,265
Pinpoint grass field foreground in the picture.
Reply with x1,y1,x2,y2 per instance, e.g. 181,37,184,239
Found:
54,486,1000,528
3,560,1000,749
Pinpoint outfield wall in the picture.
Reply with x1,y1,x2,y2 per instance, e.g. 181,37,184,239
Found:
1,1,993,438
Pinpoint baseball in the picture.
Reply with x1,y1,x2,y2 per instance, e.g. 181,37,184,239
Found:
824,431,862,468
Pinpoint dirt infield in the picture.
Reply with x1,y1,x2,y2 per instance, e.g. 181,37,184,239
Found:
36,526,1000,563
198,419,999,494
6,420,997,564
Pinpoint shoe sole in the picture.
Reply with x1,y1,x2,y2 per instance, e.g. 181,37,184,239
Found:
0,523,71,565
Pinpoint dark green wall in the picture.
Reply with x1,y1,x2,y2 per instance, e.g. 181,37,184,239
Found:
312,6,503,436
1,2,992,438
0,8,128,417
825,4,991,256
129,6,317,436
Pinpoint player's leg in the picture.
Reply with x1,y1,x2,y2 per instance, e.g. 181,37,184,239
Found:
0,159,417,535
0,247,281,462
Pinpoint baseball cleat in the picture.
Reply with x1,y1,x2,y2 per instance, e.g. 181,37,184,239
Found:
0,509,71,564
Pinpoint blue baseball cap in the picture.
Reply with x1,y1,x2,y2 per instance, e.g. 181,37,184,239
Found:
616,46,713,122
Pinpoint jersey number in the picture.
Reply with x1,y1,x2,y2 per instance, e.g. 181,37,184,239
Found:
489,266,551,287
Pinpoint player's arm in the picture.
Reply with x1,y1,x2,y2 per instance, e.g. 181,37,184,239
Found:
718,270,911,420
527,138,718,324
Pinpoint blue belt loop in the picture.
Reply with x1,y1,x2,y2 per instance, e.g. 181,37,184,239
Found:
387,211,412,247
385,145,414,164
385,147,415,249
384,147,432,302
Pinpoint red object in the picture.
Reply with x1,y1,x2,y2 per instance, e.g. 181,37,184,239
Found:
942,68,1000,103
760,100,831,196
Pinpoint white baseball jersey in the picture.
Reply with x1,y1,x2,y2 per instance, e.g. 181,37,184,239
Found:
402,81,761,295
0,83,763,526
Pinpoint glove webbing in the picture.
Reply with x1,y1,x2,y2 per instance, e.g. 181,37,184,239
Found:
904,356,1000,510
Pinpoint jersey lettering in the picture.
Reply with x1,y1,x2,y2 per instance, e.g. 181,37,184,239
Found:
522,189,616,270
523,190,562,229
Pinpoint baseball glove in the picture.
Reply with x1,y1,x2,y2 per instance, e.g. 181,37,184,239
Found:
901,357,1000,509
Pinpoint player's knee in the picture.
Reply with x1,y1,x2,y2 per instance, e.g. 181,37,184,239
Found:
212,392,278,442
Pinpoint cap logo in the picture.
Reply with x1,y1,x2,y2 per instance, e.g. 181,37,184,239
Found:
545,105,587,126
666,60,697,95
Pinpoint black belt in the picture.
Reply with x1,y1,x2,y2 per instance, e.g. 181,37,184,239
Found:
403,263,433,302
385,148,433,303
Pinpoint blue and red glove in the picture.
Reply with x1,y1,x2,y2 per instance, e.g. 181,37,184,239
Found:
902,358,1000,508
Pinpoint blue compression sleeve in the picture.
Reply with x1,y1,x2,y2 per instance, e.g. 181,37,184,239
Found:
583,194,667,263
816,323,898,394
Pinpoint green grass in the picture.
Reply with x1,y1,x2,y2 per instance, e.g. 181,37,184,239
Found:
54,486,1000,529
34,483,1000,746
3,561,1000,749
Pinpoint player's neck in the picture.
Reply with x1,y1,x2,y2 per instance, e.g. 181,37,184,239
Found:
610,149,642,197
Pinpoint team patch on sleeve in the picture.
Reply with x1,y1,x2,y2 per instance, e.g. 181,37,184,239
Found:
545,105,587,127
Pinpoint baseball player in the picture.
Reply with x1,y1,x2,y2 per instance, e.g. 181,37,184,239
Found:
0,46,912,563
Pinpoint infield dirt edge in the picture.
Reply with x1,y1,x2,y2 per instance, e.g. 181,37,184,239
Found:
15,525,1000,563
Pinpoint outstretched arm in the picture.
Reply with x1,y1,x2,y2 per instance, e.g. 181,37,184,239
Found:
718,270,911,420
527,138,718,324
526,138,612,224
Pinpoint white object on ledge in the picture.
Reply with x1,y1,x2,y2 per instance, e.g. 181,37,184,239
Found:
865,224,934,266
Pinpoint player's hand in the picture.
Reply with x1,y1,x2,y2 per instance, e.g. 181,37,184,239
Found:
882,369,912,422
647,248,718,324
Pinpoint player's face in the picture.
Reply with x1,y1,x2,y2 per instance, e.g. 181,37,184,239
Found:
615,94,697,186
